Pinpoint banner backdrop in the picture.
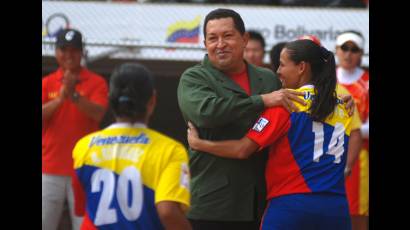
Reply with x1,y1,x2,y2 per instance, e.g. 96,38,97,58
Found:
42,2,369,65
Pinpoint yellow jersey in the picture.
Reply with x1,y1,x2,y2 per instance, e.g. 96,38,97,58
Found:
72,122,190,229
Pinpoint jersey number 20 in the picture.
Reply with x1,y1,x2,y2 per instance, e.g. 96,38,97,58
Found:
312,122,345,163
91,167,143,226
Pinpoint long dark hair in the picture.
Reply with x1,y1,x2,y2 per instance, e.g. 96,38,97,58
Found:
109,63,155,122
284,39,338,122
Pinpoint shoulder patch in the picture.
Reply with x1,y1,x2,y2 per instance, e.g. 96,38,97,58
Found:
252,117,269,132
180,163,190,190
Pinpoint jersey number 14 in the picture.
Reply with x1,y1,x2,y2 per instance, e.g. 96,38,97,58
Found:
312,122,345,163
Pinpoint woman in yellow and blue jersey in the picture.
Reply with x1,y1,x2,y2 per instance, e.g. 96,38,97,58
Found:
71,63,192,230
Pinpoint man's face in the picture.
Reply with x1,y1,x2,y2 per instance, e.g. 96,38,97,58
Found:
244,39,264,67
204,17,248,73
336,41,363,71
55,46,82,71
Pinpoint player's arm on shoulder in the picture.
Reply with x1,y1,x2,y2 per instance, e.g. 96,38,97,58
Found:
156,201,192,230
336,84,355,116
338,94,355,116
187,122,259,159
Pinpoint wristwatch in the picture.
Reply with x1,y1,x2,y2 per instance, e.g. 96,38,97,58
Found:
71,91,80,103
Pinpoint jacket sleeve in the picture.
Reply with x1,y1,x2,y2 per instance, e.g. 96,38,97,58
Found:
177,70,265,128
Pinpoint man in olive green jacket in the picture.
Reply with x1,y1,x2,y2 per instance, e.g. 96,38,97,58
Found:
177,8,305,230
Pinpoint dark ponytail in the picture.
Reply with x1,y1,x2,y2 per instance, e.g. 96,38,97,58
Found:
309,47,337,122
285,40,337,122
109,63,155,122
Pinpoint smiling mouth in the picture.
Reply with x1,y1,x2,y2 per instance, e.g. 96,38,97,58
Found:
216,51,230,58
217,49,230,53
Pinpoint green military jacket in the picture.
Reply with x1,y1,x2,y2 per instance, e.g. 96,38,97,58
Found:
177,55,282,221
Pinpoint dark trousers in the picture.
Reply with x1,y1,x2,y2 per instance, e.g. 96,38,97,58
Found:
189,219,259,230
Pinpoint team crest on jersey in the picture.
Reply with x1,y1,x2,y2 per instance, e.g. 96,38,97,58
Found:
304,91,315,100
180,163,190,190
304,91,311,100
252,117,269,132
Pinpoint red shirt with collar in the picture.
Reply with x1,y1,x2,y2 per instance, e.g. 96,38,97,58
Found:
228,66,251,95
42,67,108,176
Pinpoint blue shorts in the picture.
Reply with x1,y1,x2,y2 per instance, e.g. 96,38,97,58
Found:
261,193,351,230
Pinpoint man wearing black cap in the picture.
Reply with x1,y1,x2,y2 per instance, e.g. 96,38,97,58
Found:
42,28,109,230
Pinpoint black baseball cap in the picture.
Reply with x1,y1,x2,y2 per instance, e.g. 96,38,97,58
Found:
55,28,83,50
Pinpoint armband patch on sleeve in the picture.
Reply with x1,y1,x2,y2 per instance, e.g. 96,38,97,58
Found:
180,163,190,190
252,117,269,132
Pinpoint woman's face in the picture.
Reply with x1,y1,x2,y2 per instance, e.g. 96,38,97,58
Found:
336,41,363,70
277,48,303,89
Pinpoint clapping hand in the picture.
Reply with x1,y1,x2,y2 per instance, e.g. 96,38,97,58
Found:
60,70,78,98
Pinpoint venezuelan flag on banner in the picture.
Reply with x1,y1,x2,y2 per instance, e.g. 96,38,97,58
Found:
166,16,201,43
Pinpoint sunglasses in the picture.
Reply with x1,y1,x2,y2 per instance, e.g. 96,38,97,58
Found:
340,44,361,53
